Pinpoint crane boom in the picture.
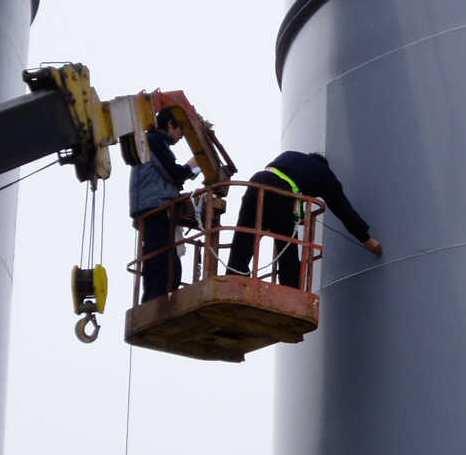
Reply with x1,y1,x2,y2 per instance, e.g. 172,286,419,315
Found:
0,63,236,189
0,90,77,174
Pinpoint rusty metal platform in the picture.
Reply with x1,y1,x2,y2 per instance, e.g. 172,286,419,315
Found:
125,275,319,362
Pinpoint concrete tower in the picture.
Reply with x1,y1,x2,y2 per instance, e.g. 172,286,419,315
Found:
0,0,39,450
275,1,466,454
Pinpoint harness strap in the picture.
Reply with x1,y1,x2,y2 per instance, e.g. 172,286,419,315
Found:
265,167,300,194
265,167,304,221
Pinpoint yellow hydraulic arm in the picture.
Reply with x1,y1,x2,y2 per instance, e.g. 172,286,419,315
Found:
18,63,236,187
2,63,237,342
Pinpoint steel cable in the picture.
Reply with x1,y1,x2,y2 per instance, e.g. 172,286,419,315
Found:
80,182,90,268
124,229,138,455
87,190,96,269
100,180,106,264
0,159,59,192
124,345,133,455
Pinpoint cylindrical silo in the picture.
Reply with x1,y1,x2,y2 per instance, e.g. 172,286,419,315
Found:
275,1,466,454
0,0,39,450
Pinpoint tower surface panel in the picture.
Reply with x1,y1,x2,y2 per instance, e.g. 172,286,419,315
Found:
275,1,466,454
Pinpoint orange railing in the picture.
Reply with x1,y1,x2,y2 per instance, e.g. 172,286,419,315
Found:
127,181,325,307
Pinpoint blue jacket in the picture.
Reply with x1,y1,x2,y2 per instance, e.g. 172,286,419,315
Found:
129,129,193,218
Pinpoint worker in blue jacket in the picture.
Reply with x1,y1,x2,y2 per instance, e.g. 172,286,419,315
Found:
227,151,382,288
130,108,197,302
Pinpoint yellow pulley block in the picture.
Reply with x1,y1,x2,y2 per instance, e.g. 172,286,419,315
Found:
93,264,108,314
71,264,108,343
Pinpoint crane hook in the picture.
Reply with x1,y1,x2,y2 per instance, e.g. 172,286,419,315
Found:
71,265,108,343
75,312,100,343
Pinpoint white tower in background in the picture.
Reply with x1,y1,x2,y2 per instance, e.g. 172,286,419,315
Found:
0,1,39,451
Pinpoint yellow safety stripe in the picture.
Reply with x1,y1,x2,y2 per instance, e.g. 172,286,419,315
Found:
266,167,300,194
265,167,304,220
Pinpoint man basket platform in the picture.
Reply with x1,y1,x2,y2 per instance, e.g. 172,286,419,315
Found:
125,182,324,362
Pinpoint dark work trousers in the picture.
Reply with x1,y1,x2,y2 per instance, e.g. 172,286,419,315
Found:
227,171,300,288
141,211,181,302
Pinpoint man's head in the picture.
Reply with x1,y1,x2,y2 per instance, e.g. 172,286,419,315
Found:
156,108,183,144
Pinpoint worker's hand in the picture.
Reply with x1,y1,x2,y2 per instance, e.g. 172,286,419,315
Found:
364,237,383,256
186,156,198,168
186,156,201,179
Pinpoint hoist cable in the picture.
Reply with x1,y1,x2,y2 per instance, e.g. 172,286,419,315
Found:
81,180,106,269
87,192,93,269
100,180,106,265
88,189,97,269
87,193,92,268
0,159,59,192
124,345,133,455
92,189,97,267
80,182,90,268
125,229,138,455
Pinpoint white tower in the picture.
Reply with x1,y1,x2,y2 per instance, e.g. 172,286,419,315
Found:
0,1,39,451
275,1,466,453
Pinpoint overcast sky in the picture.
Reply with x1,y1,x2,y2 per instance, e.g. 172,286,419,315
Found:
5,2,284,455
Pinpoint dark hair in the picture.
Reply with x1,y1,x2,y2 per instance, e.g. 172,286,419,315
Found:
156,107,179,131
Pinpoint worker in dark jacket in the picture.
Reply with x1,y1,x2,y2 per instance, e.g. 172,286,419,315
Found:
227,151,382,288
130,108,198,302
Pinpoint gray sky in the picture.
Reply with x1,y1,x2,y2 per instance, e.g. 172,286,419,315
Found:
5,2,284,454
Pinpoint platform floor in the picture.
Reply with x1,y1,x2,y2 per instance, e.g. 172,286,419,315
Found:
125,275,319,362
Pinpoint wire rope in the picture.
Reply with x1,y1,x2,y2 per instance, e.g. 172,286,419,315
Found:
124,229,139,455
0,159,59,192
124,345,133,455
100,180,106,264
80,182,90,268
87,189,95,269
91,189,96,268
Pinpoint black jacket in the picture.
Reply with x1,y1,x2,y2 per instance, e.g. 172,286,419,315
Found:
147,129,193,188
267,151,370,243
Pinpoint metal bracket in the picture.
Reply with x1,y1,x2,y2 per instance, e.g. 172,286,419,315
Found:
23,64,112,182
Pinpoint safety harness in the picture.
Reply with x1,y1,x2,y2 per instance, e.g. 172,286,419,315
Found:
265,167,304,221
